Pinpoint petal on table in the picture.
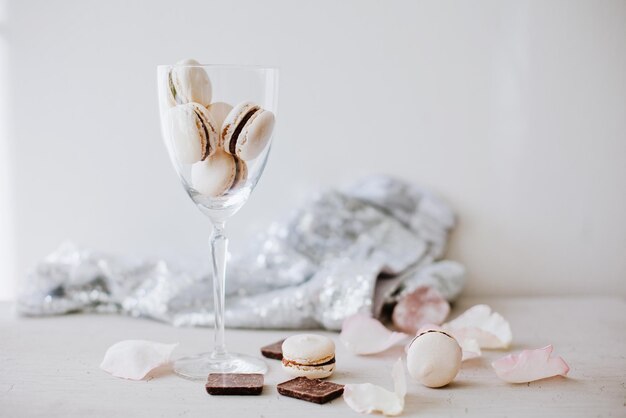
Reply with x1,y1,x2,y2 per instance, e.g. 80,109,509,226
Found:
343,358,406,416
340,314,409,355
443,304,512,349
459,337,482,361
492,345,570,383
392,286,450,334
100,340,178,380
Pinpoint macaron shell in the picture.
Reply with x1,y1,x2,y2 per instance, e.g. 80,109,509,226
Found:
160,76,176,109
230,157,248,191
168,103,219,164
406,331,462,388
170,58,212,107
221,101,260,154
281,334,336,366
281,361,335,379
191,103,219,160
191,150,236,197
167,104,204,164
237,110,275,161
207,102,234,133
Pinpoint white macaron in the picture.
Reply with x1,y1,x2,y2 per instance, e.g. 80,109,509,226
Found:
207,102,233,133
281,334,336,379
406,330,462,388
168,102,219,164
222,101,275,161
168,58,212,107
230,156,248,192
191,149,247,197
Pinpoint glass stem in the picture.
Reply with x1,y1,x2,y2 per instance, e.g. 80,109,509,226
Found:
210,220,228,358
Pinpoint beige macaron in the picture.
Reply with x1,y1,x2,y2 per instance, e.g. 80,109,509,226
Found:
281,334,336,379
168,102,219,164
168,58,212,107
406,330,462,388
230,156,248,192
207,102,234,133
222,101,275,161
191,150,236,197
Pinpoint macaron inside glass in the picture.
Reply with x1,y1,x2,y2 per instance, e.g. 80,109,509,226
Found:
207,102,234,133
281,334,336,379
168,58,212,107
406,330,462,388
191,149,237,197
168,102,219,164
222,101,275,161
230,157,248,191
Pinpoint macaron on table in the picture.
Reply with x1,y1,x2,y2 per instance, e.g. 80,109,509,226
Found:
406,330,462,388
281,334,336,379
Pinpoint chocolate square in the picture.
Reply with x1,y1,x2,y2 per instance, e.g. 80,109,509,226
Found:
260,339,285,360
277,377,344,404
206,373,264,396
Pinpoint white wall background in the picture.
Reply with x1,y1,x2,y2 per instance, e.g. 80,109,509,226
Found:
1,0,625,299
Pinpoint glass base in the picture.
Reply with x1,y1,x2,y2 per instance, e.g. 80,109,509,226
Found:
173,351,268,380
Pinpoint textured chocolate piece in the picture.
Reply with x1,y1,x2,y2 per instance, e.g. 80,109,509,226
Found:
277,377,344,404
206,373,264,396
261,339,285,360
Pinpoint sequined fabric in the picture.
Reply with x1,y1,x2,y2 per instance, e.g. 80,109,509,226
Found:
17,176,465,330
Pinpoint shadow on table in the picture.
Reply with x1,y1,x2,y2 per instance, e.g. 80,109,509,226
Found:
145,364,175,381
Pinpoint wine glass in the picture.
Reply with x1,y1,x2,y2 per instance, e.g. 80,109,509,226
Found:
157,62,278,379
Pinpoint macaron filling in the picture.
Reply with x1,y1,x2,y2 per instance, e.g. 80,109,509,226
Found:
418,329,454,339
282,356,336,368
193,108,212,160
230,158,246,190
168,70,180,104
228,107,260,155
409,329,456,349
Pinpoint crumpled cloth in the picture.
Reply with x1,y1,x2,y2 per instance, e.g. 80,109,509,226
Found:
17,175,465,330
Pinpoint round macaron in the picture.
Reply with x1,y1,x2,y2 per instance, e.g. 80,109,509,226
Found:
168,58,212,107
281,334,336,379
207,102,233,133
168,102,219,164
406,330,462,388
191,149,237,197
230,157,248,191
222,101,275,161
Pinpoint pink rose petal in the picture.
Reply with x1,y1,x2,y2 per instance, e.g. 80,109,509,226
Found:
459,338,482,361
100,340,178,380
443,304,512,349
343,358,406,416
492,345,569,383
392,286,451,334
340,314,409,355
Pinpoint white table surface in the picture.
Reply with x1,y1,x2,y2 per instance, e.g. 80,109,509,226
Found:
1,297,624,417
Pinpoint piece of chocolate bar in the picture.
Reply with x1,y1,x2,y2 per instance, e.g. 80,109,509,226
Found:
277,377,344,404
206,373,264,396
260,339,285,360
